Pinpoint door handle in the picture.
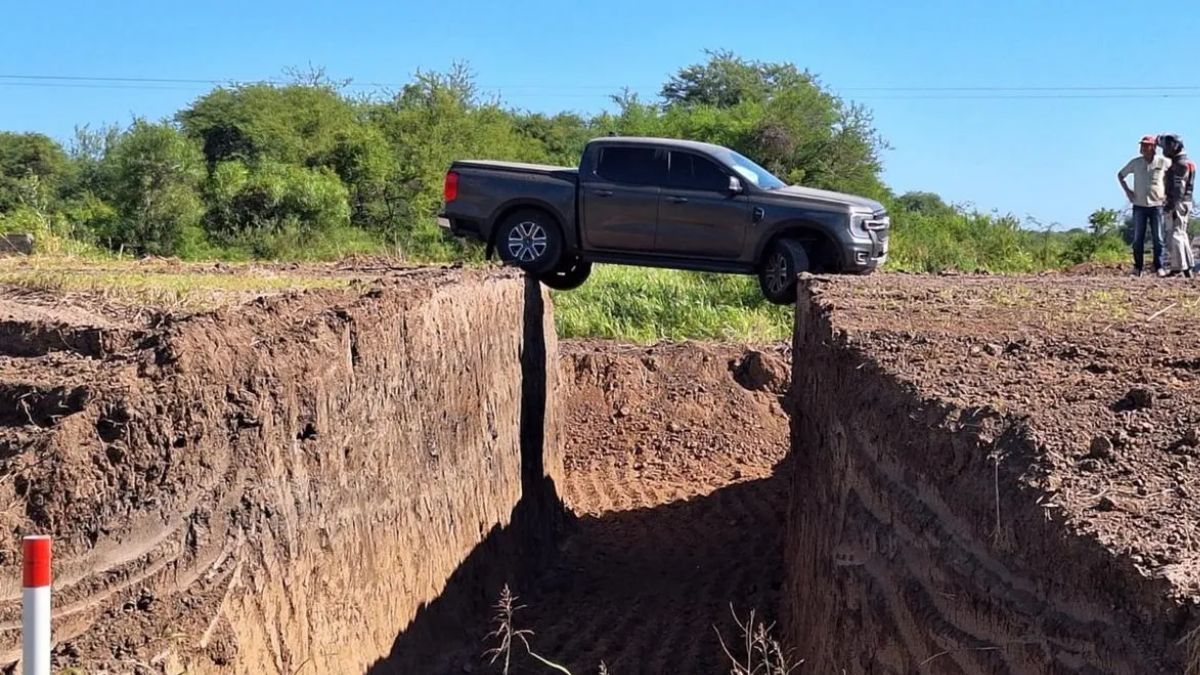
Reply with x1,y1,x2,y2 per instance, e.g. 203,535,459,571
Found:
593,189,614,197
667,196,688,204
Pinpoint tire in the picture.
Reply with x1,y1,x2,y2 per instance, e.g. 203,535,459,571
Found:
495,209,564,275
758,239,811,305
539,257,592,291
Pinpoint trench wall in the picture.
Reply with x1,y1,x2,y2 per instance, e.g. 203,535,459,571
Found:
0,271,564,674
784,286,1189,673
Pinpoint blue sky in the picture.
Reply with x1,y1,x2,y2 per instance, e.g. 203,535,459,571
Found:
2,0,1195,228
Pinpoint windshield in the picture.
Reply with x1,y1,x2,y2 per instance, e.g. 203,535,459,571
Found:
723,150,786,190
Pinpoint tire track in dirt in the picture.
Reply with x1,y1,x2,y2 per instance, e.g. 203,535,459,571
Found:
474,342,792,675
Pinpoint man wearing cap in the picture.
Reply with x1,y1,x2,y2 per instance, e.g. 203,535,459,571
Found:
1160,133,1195,278
1118,135,1170,276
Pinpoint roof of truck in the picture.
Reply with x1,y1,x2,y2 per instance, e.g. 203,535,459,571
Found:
586,136,730,154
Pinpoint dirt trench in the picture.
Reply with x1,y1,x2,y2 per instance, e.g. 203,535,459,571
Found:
0,266,1196,674
0,267,796,675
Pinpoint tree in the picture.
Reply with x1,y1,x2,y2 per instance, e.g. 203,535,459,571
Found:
635,51,890,198
99,120,204,255
177,83,360,167
895,191,953,215
365,64,539,255
0,133,73,212
661,49,812,108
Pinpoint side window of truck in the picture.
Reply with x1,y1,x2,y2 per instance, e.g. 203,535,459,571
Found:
595,146,668,186
667,152,729,192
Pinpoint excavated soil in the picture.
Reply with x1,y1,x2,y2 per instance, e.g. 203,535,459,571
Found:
5,261,1200,674
496,341,793,675
789,274,1200,673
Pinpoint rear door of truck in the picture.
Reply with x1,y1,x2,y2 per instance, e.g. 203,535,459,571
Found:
578,145,666,252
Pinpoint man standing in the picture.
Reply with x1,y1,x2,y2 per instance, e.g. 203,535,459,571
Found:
1118,134,1170,276
1160,133,1195,278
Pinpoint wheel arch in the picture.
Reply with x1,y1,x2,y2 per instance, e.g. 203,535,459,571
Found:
755,223,841,273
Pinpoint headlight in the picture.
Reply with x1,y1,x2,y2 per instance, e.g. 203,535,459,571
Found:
851,211,889,236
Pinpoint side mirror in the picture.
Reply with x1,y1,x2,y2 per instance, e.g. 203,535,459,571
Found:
728,175,744,194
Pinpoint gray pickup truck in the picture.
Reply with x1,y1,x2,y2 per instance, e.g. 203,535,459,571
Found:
439,136,889,303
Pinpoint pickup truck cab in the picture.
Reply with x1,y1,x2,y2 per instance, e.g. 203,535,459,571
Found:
440,136,889,303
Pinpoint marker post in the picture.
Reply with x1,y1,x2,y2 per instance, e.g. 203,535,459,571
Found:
22,536,50,675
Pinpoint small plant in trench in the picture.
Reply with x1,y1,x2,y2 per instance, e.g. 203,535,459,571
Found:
484,584,578,674
484,587,797,674
715,605,802,675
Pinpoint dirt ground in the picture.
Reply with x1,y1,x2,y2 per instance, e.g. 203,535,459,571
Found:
0,261,564,674
0,258,796,674
811,274,1200,586
471,340,793,675
5,258,1200,672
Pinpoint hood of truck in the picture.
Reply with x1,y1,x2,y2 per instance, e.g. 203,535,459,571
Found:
770,185,885,213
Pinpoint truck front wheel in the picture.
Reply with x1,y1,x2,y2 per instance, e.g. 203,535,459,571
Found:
758,239,811,305
496,209,564,276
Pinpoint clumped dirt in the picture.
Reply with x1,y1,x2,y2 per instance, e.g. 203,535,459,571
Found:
468,341,793,675
790,274,1200,672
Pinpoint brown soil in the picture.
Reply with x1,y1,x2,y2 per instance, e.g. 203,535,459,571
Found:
815,275,1200,573
789,274,1200,672
6,259,1199,673
0,266,565,674
469,341,793,674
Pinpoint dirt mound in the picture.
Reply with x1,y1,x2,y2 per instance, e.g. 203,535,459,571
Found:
1062,261,1127,276
469,341,792,674
788,274,1200,672
0,268,565,674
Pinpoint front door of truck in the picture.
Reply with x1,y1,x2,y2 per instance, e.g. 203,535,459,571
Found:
579,145,666,252
653,151,750,259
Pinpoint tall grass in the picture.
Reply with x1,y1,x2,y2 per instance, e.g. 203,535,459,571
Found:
551,265,791,343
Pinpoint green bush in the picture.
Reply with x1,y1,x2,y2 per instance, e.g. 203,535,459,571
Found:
204,160,350,240
98,120,204,255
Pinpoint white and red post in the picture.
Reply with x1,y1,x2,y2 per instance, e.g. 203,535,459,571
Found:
21,536,50,675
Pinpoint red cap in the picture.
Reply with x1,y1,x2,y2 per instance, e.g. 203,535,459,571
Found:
22,536,51,588
1141,134,1158,145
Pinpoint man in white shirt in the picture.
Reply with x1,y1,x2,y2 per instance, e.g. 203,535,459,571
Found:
1118,135,1171,276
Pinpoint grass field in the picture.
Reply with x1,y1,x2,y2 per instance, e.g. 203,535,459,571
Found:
0,256,352,311
551,265,791,343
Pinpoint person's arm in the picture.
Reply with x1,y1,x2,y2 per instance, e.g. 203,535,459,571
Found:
1118,159,1136,201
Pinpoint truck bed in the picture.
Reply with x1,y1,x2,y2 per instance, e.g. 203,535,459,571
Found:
452,159,578,179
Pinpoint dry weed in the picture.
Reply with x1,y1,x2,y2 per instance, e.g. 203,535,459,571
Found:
714,605,801,675
483,584,574,674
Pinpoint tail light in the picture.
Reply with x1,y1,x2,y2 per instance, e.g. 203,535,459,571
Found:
443,171,459,202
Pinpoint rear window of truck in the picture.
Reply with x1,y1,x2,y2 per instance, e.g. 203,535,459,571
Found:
595,146,668,185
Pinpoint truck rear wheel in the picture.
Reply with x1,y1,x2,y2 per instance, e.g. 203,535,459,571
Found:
758,239,811,305
496,209,564,276
539,257,592,291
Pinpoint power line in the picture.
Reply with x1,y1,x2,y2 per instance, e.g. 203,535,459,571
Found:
10,73,1200,100
11,72,1200,90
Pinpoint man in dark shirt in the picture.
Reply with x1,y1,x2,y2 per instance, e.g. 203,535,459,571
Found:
1160,134,1195,278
